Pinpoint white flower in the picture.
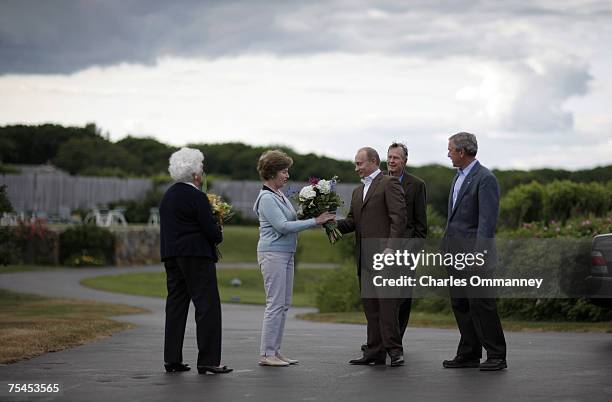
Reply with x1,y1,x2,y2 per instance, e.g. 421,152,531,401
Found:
299,185,316,200
316,179,331,194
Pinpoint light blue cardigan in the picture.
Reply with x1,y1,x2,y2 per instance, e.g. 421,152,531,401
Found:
253,189,317,252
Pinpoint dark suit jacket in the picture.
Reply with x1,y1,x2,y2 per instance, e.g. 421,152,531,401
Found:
444,161,499,268
444,161,499,238
385,170,427,238
159,182,223,262
337,172,407,273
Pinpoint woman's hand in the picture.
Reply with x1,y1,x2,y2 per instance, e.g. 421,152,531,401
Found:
315,211,336,225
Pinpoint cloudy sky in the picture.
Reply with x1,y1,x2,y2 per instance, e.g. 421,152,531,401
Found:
1,0,611,169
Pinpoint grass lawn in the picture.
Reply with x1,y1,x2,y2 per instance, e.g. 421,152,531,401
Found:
81,268,333,307
218,226,343,263
81,269,612,333
297,311,612,333
0,289,146,364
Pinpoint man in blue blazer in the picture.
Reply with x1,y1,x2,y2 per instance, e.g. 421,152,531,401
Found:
442,133,507,371
159,148,231,374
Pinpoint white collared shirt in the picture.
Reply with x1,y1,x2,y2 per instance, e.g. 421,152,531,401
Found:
362,169,381,201
183,182,200,191
452,159,478,209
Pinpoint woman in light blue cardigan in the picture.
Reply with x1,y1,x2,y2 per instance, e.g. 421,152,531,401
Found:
254,150,335,367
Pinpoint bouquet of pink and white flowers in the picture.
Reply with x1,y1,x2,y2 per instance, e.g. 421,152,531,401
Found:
295,176,343,244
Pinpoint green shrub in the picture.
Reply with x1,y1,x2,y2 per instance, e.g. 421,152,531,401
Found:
426,204,445,239
59,224,115,266
499,181,544,227
541,180,612,223
500,180,612,227
575,182,611,217
497,299,611,322
335,232,356,263
315,262,361,313
542,180,579,223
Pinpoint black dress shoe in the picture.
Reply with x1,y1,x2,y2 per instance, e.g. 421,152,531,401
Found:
479,358,507,371
197,365,233,374
348,356,386,365
442,356,480,368
390,355,404,367
164,362,191,373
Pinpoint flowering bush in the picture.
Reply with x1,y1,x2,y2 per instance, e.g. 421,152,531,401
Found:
11,220,59,265
500,215,612,239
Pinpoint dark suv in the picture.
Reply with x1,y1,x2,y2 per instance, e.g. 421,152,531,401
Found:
586,233,612,308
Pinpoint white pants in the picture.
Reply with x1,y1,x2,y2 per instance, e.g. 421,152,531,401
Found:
258,251,294,356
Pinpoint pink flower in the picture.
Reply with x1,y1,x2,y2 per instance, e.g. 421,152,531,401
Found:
308,177,320,185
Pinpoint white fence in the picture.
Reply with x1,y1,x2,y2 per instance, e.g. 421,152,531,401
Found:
0,169,359,219
0,171,153,214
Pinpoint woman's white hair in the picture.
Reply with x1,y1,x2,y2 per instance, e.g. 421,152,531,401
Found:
168,147,204,182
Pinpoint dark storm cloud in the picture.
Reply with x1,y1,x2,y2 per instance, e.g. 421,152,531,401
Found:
0,0,326,74
1,0,610,74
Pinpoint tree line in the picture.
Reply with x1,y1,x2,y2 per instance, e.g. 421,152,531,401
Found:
2,123,612,220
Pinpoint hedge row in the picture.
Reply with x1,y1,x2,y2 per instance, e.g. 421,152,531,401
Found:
500,180,612,227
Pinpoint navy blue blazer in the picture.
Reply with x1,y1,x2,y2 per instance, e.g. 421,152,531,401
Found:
443,161,499,269
444,161,499,238
159,182,223,262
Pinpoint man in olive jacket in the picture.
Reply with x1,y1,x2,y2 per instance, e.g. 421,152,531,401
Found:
337,147,407,367
386,142,427,338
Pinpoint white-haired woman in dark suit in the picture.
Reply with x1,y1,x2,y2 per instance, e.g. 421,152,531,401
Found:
159,147,232,375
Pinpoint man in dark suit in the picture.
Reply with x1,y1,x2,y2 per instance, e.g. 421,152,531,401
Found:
442,132,507,371
160,147,232,375
386,142,427,338
337,147,407,366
